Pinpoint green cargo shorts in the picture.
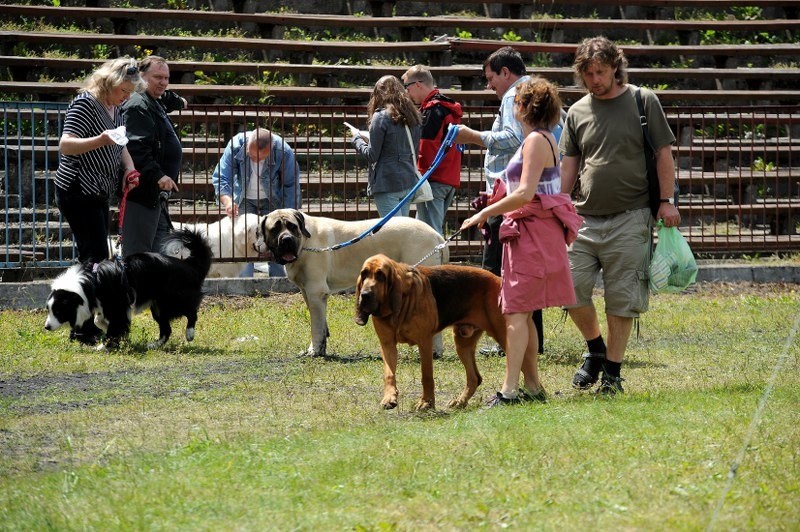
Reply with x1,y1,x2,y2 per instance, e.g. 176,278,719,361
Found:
565,208,653,318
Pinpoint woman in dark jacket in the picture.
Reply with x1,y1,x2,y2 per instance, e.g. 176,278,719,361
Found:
350,75,422,217
121,55,186,256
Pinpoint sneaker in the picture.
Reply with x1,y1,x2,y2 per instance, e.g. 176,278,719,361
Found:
596,375,625,395
518,386,547,403
572,352,606,390
485,391,521,408
479,344,505,357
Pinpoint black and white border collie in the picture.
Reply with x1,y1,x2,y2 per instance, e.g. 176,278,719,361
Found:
44,262,103,344
45,228,213,349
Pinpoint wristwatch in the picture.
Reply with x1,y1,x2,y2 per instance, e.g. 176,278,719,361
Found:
660,198,674,205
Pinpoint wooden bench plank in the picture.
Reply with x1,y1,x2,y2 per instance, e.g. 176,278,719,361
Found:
2,81,798,104
4,5,798,33
3,56,798,85
3,30,794,59
667,111,800,125
448,38,800,58
390,0,799,5
0,30,450,54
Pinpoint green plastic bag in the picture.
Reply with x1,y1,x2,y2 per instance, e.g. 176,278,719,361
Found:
649,222,698,294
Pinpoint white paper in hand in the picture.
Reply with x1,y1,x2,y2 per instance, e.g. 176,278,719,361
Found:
343,122,369,141
107,125,128,146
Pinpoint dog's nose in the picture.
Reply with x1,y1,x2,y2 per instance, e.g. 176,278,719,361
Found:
358,290,373,305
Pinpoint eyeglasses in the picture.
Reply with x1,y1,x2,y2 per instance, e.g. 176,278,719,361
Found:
125,66,139,76
403,80,418,89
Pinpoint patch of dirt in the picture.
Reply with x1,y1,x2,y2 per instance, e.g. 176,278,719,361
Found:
0,358,295,415
203,292,302,310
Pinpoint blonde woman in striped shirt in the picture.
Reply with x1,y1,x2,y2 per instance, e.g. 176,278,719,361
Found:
56,57,144,263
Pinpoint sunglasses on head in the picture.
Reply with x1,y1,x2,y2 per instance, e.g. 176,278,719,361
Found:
125,65,138,76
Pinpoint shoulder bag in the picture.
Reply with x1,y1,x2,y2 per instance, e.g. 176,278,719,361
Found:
635,87,662,219
404,125,433,204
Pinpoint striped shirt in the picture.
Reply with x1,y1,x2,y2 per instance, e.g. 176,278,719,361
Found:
55,93,125,198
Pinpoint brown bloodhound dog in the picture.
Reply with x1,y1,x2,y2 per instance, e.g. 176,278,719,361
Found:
355,254,507,411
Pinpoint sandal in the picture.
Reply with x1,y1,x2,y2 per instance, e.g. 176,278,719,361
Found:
518,386,547,403
572,352,606,390
485,391,521,408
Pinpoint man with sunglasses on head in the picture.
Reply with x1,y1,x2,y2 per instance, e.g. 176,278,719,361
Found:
454,46,545,357
121,55,187,256
401,65,463,236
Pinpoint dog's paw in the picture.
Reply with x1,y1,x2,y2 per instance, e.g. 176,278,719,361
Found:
414,398,435,411
185,327,195,342
381,395,398,410
146,338,167,350
447,396,470,409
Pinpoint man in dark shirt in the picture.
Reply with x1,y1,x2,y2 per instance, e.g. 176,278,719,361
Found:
121,55,186,256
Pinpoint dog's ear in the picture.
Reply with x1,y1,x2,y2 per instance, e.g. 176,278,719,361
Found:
293,210,311,238
354,267,369,326
257,215,268,239
387,260,405,320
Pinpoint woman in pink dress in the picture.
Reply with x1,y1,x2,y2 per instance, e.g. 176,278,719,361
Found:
461,78,583,407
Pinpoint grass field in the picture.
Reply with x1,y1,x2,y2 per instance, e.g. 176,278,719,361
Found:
1,282,798,530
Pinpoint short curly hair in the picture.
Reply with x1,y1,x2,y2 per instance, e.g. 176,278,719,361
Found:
514,77,562,130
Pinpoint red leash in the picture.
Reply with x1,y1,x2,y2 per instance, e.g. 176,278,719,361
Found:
118,169,141,235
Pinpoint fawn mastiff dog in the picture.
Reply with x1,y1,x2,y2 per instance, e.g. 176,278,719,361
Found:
255,209,447,357
355,254,507,411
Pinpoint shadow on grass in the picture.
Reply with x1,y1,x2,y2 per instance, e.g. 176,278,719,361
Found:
320,350,382,363
541,351,668,370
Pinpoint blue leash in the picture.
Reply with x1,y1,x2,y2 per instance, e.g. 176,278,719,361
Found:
305,123,461,252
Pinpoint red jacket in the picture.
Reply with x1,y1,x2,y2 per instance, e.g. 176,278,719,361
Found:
418,90,463,187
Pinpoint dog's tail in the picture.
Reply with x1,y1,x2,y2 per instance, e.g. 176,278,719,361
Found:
161,228,213,280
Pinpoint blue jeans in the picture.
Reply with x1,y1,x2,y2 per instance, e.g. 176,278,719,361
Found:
239,198,286,277
415,182,455,236
374,189,412,218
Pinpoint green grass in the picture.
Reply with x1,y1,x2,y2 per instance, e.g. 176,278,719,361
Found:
1,285,798,529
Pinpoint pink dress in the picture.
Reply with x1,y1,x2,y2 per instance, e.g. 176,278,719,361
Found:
497,133,583,313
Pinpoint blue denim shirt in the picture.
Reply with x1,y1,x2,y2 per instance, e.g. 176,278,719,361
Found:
211,131,301,209
479,75,529,192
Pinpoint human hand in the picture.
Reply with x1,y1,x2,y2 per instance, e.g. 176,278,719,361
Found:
99,130,118,147
658,203,681,228
343,122,360,138
105,126,128,146
123,169,140,193
454,124,481,146
158,176,179,192
221,196,238,218
460,211,487,231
